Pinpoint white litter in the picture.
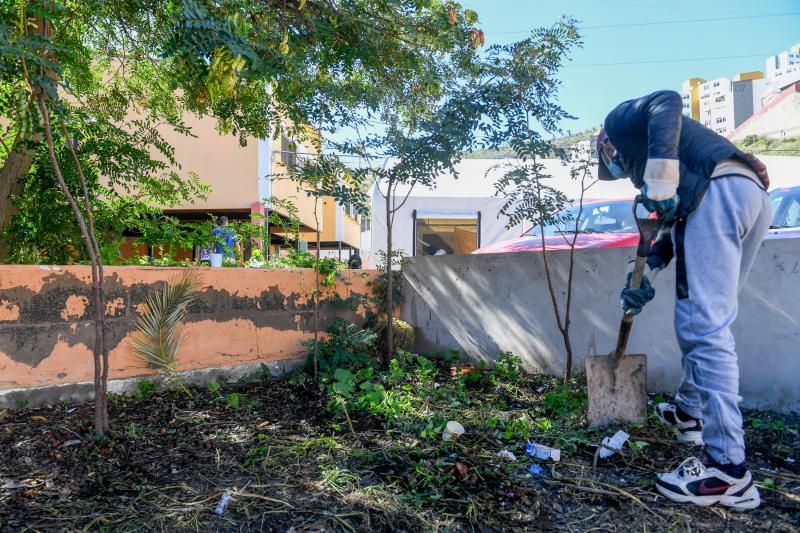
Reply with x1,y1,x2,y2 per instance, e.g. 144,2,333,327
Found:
599,430,630,459
526,442,561,462
214,492,231,516
442,421,465,441
496,450,517,461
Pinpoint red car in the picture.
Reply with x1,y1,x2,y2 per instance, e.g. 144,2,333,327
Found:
474,198,648,254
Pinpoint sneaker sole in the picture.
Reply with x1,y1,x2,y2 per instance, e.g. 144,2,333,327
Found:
656,482,761,510
655,411,705,446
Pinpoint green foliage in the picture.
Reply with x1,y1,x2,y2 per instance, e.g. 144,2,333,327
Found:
376,318,415,354
131,381,158,401
306,319,378,372
751,417,788,432
490,352,522,384
207,380,221,394
542,386,588,417
131,273,200,395
736,135,800,156
368,269,404,316
478,19,583,230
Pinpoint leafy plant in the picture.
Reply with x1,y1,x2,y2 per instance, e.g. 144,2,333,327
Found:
306,319,378,372
131,381,158,401
542,386,587,417
131,273,201,396
491,352,522,383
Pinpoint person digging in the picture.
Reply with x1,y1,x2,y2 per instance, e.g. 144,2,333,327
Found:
596,90,770,510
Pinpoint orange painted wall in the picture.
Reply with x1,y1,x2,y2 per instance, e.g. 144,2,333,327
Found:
0,265,377,390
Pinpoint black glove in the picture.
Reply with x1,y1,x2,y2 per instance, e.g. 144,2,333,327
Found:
620,270,656,316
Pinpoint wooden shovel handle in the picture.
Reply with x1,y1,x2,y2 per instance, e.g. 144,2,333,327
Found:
613,254,647,359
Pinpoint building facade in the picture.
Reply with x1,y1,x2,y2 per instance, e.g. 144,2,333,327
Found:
124,114,361,261
681,77,706,120
765,43,800,91
692,72,764,136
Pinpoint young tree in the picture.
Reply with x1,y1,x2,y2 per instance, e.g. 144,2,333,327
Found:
278,150,368,378
335,87,488,365
478,20,586,381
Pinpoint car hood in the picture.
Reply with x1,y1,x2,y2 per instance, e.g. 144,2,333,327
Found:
473,232,639,254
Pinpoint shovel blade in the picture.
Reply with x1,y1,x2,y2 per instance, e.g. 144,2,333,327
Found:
585,353,647,428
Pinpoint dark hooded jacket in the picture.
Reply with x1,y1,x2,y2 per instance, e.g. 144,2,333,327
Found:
601,90,765,219
600,90,768,297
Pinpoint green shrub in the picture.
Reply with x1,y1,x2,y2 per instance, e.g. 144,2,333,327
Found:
375,318,415,354
306,319,378,372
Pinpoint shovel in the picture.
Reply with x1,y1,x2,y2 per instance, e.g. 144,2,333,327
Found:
586,196,661,428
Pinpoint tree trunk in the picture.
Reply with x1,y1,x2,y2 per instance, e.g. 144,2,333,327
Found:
39,96,109,434
384,190,393,368
313,203,320,379
0,141,37,240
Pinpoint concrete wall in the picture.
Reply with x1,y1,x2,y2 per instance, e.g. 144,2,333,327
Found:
402,239,800,412
0,266,376,405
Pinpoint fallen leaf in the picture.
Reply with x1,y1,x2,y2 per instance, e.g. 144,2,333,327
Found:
454,462,468,480
30,416,47,422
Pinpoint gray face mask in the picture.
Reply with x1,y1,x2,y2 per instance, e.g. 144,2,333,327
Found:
602,150,627,180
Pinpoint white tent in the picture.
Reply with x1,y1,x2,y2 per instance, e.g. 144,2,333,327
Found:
360,155,800,268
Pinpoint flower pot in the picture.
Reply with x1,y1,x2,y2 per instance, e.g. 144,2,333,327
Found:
210,253,223,267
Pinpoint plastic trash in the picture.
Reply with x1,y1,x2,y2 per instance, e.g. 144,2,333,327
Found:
442,421,465,441
496,450,517,461
214,492,231,516
528,464,543,476
525,442,561,462
599,430,630,459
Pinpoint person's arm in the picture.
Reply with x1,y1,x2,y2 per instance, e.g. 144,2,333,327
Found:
621,226,673,315
605,90,683,203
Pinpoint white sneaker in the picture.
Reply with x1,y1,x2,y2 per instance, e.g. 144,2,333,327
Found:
655,402,704,445
656,457,761,509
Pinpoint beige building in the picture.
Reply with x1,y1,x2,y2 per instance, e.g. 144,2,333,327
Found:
136,114,361,260
681,72,765,136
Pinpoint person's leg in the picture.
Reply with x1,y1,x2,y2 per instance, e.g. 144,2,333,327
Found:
673,176,769,465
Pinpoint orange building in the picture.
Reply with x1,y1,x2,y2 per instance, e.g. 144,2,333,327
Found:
123,114,361,261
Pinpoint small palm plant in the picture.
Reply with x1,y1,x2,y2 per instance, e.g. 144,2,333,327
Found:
131,273,201,396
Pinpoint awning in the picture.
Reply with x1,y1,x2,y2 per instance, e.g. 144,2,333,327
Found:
414,210,479,219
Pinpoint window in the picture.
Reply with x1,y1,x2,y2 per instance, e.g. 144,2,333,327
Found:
713,81,720,87
280,135,297,168
524,201,639,237
770,188,800,228
415,217,478,256
344,202,360,221
361,214,371,232
715,95,725,103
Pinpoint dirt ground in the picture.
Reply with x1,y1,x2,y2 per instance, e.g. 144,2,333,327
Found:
1,363,798,532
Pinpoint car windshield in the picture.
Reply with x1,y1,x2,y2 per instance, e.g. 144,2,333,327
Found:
524,201,637,236
769,187,800,229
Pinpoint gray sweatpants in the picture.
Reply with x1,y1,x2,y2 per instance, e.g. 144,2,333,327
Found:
673,176,771,465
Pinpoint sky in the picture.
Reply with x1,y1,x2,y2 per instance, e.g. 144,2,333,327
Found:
461,0,800,134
